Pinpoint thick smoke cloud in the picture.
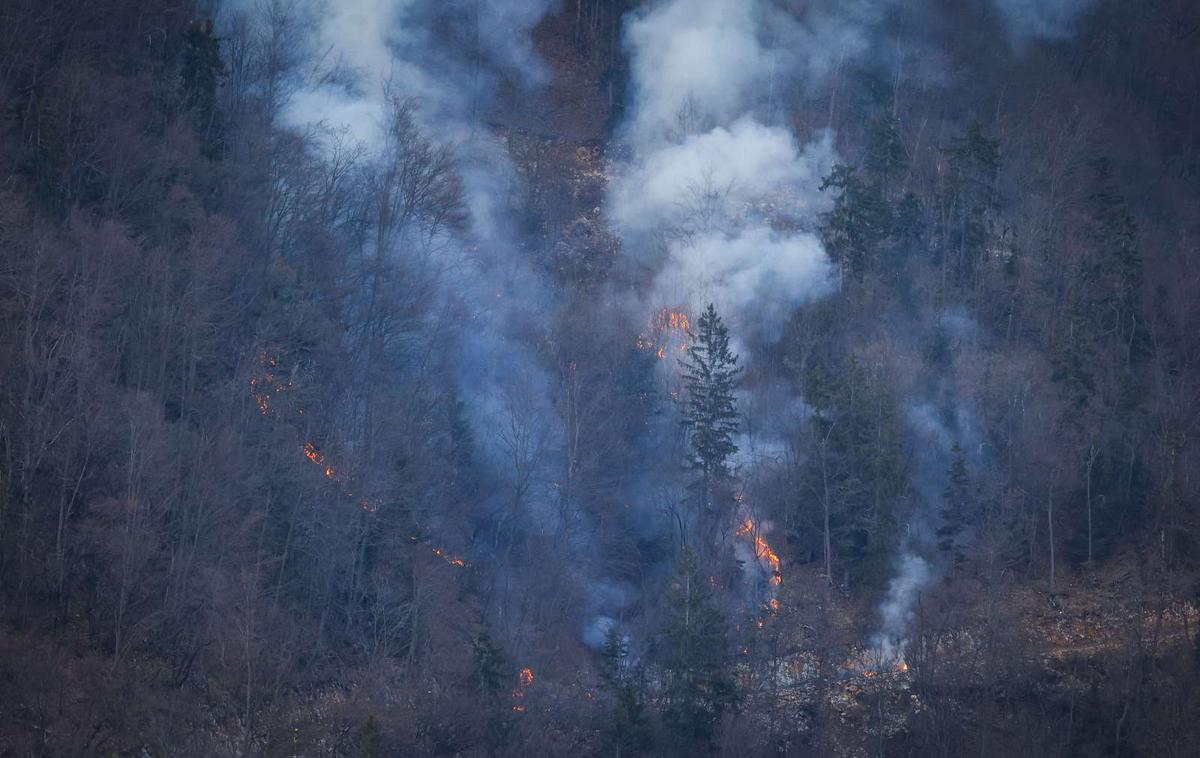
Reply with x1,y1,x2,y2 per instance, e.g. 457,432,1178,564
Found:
610,118,837,336
623,0,771,141
655,229,833,338
274,0,558,144
611,0,850,343
609,119,833,238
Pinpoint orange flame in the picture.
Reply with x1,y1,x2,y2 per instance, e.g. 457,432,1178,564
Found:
250,352,293,416
510,666,534,713
843,651,911,678
636,308,692,360
432,547,468,568
303,441,323,465
738,515,782,586
258,351,467,552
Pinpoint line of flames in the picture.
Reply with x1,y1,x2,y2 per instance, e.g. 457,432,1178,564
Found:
736,513,782,588
253,351,466,567
512,666,535,712
734,497,784,652
302,440,376,512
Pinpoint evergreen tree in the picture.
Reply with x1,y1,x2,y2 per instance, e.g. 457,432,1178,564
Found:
352,715,387,758
471,631,512,755
891,191,926,270
819,113,907,280
862,113,909,193
660,549,737,756
940,121,1000,288
1083,158,1150,374
680,304,741,516
179,18,225,154
820,163,892,280
937,442,970,570
472,630,507,699
599,626,651,757
800,358,906,587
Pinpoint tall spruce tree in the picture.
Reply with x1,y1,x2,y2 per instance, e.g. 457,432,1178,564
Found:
820,163,891,280
471,631,512,755
937,442,970,571
599,626,651,757
179,18,225,155
660,548,737,756
940,121,1000,289
680,304,741,518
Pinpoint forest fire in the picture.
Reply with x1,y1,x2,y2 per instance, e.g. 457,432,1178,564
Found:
249,352,293,415
255,358,465,526
512,667,535,712
250,346,472,559
635,307,692,360
302,441,336,479
736,514,782,587
843,650,912,679
432,547,468,568
662,309,690,331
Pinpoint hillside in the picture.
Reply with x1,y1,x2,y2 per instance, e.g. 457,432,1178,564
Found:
1,1,1198,756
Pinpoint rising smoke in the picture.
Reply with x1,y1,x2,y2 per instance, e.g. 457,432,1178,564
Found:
870,552,931,664
221,0,1100,657
218,0,579,623
610,0,861,347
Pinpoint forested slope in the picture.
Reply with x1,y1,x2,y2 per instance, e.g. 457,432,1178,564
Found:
1,1,1198,756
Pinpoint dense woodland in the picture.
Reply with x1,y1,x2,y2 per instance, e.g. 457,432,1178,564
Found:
1,0,1199,756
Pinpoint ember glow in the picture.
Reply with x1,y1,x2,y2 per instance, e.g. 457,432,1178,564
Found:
302,441,338,481
249,352,294,416
843,649,912,679
737,513,782,587
253,352,468,537
302,433,376,511
635,307,692,361
432,546,468,568
512,666,535,712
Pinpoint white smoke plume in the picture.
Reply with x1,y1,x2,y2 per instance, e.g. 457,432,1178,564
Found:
219,0,568,528
271,0,560,144
872,312,982,664
611,0,863,343
609,118,835,238
871,552,930,664
622,0,773,142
